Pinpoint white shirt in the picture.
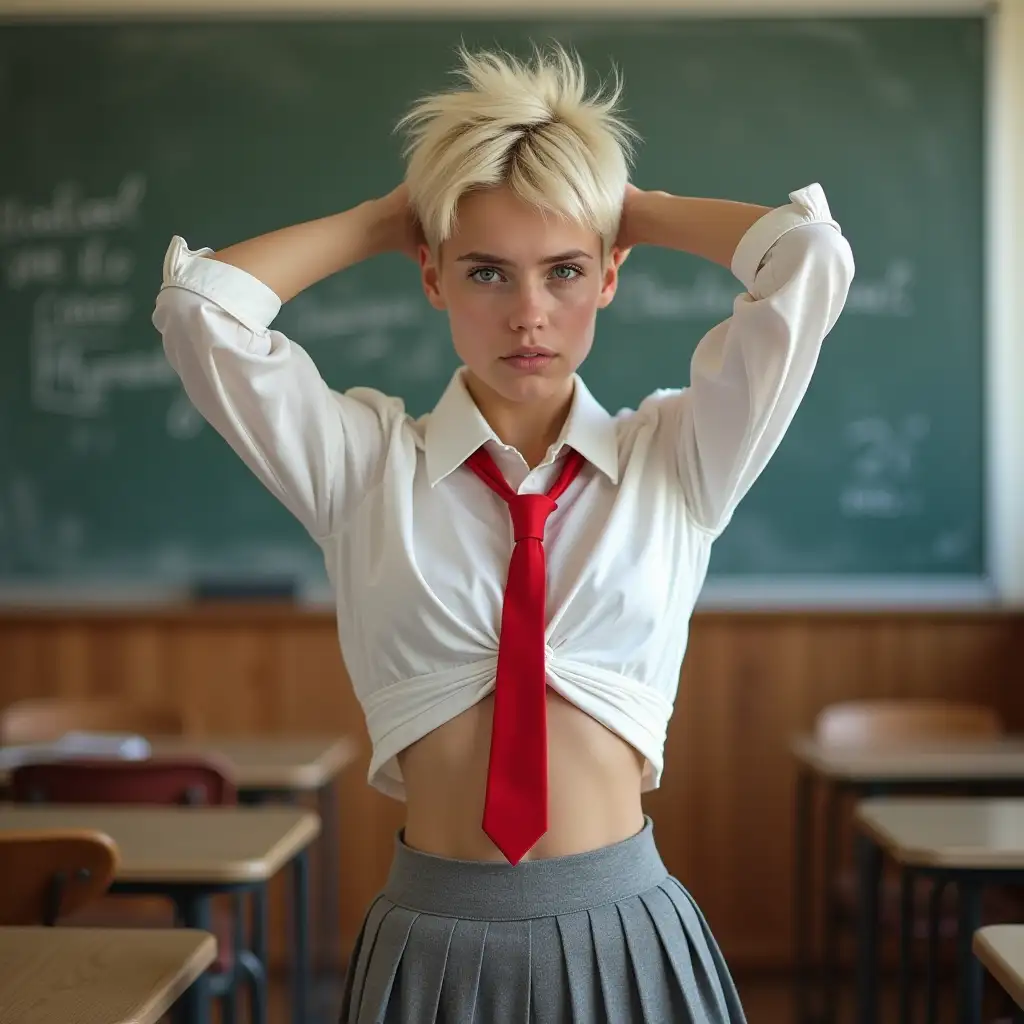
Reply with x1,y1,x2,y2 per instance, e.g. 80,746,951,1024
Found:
152,183,854,800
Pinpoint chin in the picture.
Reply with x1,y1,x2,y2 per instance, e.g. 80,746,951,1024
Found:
491,369,574,405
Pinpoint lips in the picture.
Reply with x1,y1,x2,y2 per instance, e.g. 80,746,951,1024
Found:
503,348,555,359
501,350,556,372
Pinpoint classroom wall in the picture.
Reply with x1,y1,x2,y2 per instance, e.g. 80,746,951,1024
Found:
2,0,1023,976
2,606,1022,971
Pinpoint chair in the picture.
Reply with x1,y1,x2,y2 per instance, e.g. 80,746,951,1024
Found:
12,756,237,807
0,695,185,746
10,756,265,1024
815,699,1007,1019
0,828,119,926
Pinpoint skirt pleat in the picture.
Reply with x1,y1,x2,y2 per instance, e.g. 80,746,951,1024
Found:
590,902,640,1019
357,904,418,1020
393,913,458,1022
340,818,747,1024
528,916,570,1023
436,920,488,1022
666,878,744,1018
617,894,675,1021
556,911,601,1020
340,894,387,1019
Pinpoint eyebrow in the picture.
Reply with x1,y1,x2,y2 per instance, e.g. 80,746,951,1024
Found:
455,249,595,265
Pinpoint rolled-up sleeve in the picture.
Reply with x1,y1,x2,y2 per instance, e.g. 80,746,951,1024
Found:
153,236,392,540
648,183,855,535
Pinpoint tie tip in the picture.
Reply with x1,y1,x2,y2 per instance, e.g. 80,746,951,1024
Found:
483,824,546,866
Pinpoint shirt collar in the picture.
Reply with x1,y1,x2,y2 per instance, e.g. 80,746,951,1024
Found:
424,367,620,487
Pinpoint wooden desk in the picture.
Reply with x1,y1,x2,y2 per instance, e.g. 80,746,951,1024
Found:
789,736,1024,1024
0,927,215,1024
0,806,319,1024
0,805,319,883
856,797,1024,869
149,735,357,793
152,734,358,1000
855,798,1024,1024
0,735,358,794
791,736,1024,783
0,733,358,999
974,925,1024,1021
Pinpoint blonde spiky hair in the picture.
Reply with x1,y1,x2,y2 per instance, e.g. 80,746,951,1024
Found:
396,43,637,251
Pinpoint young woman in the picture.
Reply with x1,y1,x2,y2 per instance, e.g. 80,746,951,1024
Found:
154,44,853,1024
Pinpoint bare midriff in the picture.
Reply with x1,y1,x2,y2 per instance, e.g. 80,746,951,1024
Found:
398,689,647,862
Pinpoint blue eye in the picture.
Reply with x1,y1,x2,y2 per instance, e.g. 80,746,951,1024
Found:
469,267,504,284
550,263,584,281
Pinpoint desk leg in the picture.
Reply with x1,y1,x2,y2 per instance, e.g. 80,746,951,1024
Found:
244,883,270,1024
318,776,342,978
925,878,945,1024
251,883,269,981
794,767,813,1024
899,868,914,1024
174,893,214,1024
855,833,882,1024
822,785,842,1024
291,846,311,1024
955,881,982,1024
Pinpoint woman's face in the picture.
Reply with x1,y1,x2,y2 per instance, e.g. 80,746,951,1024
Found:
418,186,622,408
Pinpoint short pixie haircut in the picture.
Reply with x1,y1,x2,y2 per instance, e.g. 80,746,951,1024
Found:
397,43,637,254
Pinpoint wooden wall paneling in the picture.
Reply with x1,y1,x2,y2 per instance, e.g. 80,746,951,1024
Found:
0,608,1022,973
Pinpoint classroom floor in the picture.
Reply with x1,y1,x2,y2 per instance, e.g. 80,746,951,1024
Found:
260,970,988,1023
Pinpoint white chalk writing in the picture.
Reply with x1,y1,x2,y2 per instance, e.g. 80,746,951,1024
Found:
0,176,146,243
846,259,914,316
610,259,914,322
4,246,66,290
840,414,929,518
1,175,191,433
33,336,177,418
166,391,205,440
292,294,424,339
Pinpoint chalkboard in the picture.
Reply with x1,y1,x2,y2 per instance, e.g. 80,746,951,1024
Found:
0,15,986,598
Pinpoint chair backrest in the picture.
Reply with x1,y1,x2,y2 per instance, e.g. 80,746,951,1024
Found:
11,756,238,807
814,699,1003,747
0,828,119,925
0,696,185,746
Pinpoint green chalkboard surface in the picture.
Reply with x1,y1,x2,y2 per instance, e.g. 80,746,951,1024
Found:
0,15,986,595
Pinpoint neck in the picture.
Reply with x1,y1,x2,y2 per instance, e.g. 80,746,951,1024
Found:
464,372,575,469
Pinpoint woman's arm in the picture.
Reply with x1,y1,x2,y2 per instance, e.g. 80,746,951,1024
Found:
617,185,771,269
153,186,418,539
620,183,855,535
209,185,419,303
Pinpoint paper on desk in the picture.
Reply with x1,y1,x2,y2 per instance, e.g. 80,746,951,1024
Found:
0,731,152,769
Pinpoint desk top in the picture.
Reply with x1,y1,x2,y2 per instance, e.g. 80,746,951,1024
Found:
0,735,358,793
0,805,319,883
0,927,215,1024
790,735,1024,782
855,798,1024,868
974,925,1024,1011
149,735,357,790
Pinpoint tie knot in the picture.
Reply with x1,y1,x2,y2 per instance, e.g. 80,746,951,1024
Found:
507,493,557,542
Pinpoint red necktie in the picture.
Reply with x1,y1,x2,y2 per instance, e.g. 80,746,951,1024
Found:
464,445,586,865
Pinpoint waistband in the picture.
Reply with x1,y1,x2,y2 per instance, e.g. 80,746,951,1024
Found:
383,816,668,921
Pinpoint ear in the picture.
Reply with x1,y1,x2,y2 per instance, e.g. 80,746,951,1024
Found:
419,242,446,311
595,245,629,309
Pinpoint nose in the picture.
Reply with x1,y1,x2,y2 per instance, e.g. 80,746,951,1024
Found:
509,281,550,332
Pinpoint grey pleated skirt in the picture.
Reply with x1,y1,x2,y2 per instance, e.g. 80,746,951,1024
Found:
339,816,747,1023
